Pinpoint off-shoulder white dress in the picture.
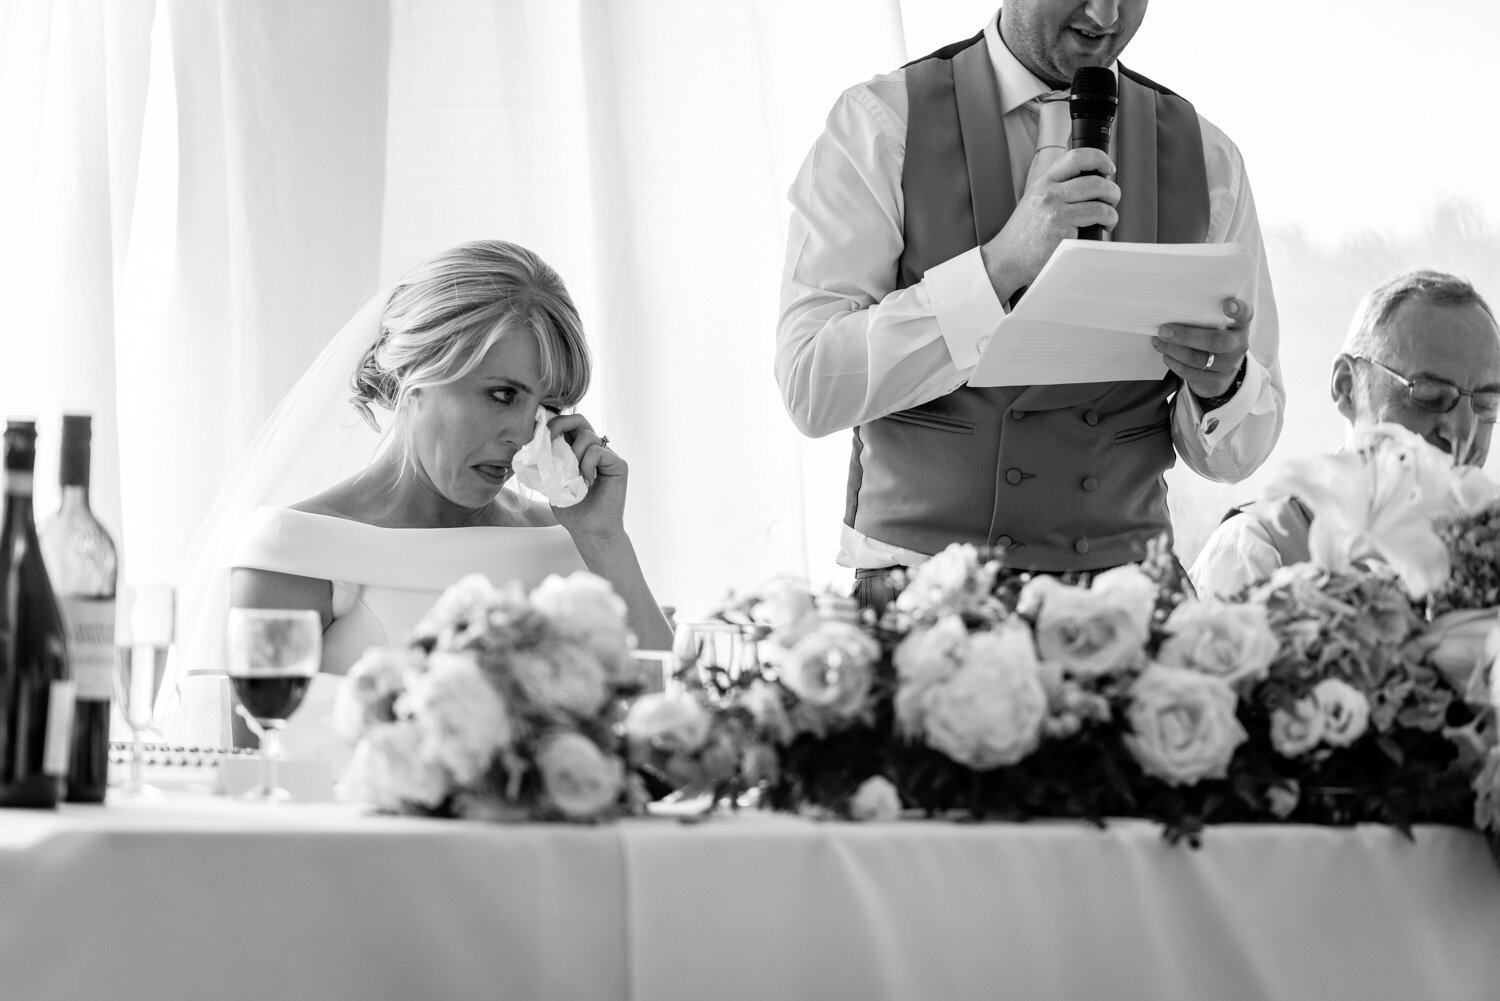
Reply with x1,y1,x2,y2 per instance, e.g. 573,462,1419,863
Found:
225,507,586,770
232,507,586,674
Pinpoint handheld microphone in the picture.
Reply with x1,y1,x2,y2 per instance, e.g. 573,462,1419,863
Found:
1069,66,1117,241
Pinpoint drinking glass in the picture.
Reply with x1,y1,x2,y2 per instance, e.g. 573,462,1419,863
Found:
628,650,677,695
672,620,761,700
225,608,321,803
111,583,176,800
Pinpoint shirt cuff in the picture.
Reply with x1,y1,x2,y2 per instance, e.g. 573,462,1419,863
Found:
1179,356,1270,449
925,246,1006,371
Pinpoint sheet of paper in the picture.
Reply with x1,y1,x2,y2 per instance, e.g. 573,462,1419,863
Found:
968,240,1252,387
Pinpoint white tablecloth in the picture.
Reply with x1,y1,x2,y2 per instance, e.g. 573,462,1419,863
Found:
1,798,1497,1001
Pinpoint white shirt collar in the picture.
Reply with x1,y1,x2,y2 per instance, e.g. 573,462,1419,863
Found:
983,9,1119,114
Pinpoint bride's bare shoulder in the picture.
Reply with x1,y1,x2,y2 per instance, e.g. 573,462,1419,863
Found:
287,475,384,523
495,489,559,528
287,480,558,529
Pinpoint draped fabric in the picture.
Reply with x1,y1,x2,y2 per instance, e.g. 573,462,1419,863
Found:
0,0,155,551
0,0,906,613
5,803,1500,1001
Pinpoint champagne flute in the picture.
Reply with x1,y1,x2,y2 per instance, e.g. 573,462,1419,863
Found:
225,608,321,803
111,583,176,800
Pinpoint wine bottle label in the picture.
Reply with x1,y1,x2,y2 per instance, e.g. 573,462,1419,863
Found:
44,680,77,777
58,596,116,700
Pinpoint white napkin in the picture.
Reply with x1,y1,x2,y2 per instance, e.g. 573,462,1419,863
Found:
512,406,588,507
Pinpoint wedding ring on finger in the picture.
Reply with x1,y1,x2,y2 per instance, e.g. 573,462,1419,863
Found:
1204,353,1216,371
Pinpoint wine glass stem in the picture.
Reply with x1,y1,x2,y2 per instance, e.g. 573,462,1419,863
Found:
129,728,144,793
260,727,281,795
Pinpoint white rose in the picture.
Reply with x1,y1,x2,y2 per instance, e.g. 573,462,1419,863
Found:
892,614,971,736
1266,780,1301,819
1089,565,1159,631
1055,681,1111,719
920,629,1048,769
893,614,969,688
741,681,795,743
849,776,902,822
749,577,822,650
1312,679,1370,746
1269,696,1324,758
1042,713,1083,740
1157,599,1279,687
412,573,503,647
401,651,512,786
336,720,450,812
623,692,712,754
1026,576,1149,678
894,543,998,618
535,732,625,819
333,646,418,743
529,572,634,674
1124,665,1246,786
508,642,610,719
779,622,879,722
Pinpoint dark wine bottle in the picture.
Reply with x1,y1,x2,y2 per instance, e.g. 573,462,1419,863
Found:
40,415,117,803
0,420,74,808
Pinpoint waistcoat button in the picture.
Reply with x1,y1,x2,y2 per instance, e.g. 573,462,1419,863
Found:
1083,410,1100,426
996,535,1014,549
1005,467,1024,485
1074,538,1089,555
1081,476,1098,491
1009,409,1025,421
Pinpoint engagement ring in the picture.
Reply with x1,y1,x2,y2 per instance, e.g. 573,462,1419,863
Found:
599,436,610,448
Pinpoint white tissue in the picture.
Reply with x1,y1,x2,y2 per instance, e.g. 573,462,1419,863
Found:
512,407,588,507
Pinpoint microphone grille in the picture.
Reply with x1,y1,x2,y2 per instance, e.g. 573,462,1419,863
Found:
1071,66,1116,99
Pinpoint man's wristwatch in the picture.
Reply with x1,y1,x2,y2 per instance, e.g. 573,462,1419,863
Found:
1193,359,1247,412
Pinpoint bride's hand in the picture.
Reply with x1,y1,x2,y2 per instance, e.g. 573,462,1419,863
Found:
544,412,627,539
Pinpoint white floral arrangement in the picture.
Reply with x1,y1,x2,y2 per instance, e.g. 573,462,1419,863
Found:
334,572,643,822
668,425,1500,847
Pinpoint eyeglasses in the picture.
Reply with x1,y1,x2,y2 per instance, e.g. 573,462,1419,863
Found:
1347,354,1500,424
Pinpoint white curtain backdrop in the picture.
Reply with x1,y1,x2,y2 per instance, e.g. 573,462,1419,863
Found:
0,0,154,562
0,0,905,620
3,0,1498,638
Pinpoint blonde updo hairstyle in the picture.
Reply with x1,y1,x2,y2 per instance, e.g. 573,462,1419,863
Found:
350,240,591,450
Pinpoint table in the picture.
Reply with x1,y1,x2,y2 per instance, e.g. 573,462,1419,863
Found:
2,798,1498,1001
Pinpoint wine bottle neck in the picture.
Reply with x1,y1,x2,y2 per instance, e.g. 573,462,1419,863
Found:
5,471,34,498
59,415,92,488
59,484,90,510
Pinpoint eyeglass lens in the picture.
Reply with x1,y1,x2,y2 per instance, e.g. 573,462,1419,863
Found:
1407,378,1500,420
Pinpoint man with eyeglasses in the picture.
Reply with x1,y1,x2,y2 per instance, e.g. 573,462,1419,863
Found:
1191,269,1500,598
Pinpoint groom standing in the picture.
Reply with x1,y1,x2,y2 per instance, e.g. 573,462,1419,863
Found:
776,1,1284,606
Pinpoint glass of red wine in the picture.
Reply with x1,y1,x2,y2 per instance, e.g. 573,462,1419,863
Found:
225,608,321,803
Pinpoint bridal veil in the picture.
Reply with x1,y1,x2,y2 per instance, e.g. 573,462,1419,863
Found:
161,289,394,745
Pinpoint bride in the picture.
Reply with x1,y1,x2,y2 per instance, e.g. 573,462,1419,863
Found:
163,240,672,750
